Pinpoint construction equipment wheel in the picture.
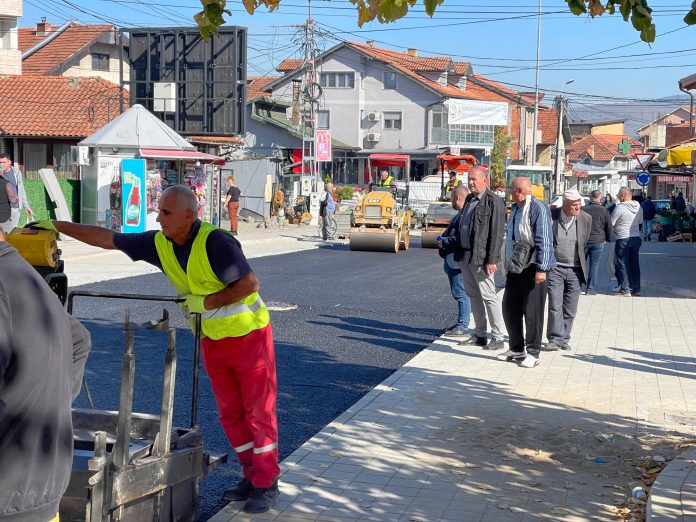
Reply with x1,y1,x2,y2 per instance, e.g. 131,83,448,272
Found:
399,227,410,251
420,230,440,248
349,229,399,253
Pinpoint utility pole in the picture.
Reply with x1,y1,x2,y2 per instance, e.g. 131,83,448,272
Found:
299,0,321,196
531,0,542,165
553,95,565,195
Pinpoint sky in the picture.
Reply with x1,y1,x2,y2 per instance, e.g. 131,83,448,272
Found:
21,0,696,126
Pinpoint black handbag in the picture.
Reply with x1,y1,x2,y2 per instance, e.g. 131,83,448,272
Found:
506,241,533,274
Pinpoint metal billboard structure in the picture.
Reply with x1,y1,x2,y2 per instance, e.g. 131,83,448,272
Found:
119,26,246,136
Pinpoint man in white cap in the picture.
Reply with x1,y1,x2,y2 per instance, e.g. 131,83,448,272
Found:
546,189,592,351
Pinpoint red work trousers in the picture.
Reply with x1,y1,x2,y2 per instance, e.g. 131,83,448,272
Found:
227,201,240,233
201,324,280,488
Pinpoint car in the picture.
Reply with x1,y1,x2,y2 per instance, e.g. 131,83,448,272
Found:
549,195,590,209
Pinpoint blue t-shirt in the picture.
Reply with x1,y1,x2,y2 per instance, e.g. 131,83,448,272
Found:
113,221,251,286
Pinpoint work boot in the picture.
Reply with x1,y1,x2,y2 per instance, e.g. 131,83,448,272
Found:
222,478,254,502
243,480,279,514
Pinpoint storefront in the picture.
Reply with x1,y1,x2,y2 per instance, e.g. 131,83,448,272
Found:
79,105,224,232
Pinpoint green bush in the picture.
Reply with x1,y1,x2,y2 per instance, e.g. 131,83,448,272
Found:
20,179,80,226
336,185,355,201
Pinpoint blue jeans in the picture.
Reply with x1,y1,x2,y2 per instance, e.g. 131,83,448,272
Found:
614,237,642,293
444,261,471,329
643,219,653,239
584,242,604,292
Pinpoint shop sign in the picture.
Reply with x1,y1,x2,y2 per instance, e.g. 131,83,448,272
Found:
121,159,147,233
656,175,691,183
316,130,332,162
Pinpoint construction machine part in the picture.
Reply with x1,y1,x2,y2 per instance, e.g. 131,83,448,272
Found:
349,229,399,253
420,230,442,248
399,226,410,251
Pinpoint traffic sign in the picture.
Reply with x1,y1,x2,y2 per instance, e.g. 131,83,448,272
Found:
634,152,655,171
635,171,651,187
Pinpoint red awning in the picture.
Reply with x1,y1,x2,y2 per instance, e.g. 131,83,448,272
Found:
368,153,410,167
139,148,225,166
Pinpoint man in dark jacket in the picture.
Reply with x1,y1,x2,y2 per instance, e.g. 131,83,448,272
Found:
641,196,656,241
547,190,592,351
582,190,613,294
675,192,687,213
0,228,91,521
457,167,506,350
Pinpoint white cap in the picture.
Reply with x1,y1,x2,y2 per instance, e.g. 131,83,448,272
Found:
563,189,582,201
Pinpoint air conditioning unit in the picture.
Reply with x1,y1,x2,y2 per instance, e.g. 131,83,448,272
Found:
367,132,381,142
367,112,380,122
70,145,91,166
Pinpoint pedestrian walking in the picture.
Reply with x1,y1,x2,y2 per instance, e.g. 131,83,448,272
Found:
641,196,656,241
546,189,592,351
0,154,32,230
437,184,471,338
319,183,336,240
612,186,643,297
582,190,613,295
603,193,616,214
36,185,280,514
224,175,242,235
456,167,506,350
1,227,91,522
497,177,555,368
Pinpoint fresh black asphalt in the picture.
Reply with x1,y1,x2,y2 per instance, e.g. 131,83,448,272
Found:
69,239,456,520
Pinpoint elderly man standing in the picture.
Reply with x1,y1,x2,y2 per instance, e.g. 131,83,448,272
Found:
612,186,643,296
457,167,506,350
497,177,555,368
546,189,592,351
0,154,32,230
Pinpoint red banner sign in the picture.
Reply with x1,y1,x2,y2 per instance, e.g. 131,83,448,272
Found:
655,175,691,183
315,130,332,162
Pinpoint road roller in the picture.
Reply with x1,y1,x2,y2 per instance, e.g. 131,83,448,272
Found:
420,201,459,249
349,188,410,253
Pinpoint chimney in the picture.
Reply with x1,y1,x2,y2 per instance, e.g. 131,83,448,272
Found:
366,40,375,47
36,18,51,36
407,48,417,57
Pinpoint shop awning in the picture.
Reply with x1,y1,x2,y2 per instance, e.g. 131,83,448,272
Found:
139,148,225,165
666,145,696,167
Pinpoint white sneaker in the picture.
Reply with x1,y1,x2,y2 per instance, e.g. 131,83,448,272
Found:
496,349,526,362
520,355,539,368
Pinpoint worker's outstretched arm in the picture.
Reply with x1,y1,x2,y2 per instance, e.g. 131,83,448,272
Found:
43,221,117,250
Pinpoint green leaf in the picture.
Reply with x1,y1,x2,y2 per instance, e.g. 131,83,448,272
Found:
423,0,442,17
619,0,631,21
685,10,696,25
566,0,587,16
640,23,656,43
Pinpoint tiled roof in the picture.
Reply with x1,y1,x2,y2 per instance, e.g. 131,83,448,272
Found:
0,76,125,138
537,109,558,144
276,58,304,72
348,43,452,72
247,76,278,99
565,134,643,162
452,61,472,75
20,22,115,75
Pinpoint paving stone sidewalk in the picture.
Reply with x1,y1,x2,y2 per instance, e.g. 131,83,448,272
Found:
212,241,696,522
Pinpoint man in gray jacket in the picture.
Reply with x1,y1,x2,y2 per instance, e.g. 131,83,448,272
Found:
457,167,506,350
547,189,592,351
612,186,643,296
0,154,33,231
0,227,91,521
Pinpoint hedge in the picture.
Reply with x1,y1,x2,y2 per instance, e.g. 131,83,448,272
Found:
19,179,81,226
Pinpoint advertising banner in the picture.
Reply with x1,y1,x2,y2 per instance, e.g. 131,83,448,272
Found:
315,130,332,162
447,99,509,126
121,158,146,233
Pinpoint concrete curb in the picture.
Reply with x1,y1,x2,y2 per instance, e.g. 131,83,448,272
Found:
647,446,696,521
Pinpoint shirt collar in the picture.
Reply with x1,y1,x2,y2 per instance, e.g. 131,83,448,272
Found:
560,209,575,227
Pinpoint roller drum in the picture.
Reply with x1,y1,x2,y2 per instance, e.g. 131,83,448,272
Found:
349,230,399,253
420,230,441,249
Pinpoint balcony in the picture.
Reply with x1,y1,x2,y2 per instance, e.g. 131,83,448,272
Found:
430,125,494,148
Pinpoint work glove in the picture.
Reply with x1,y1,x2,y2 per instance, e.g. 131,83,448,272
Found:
184,294,207,314
34,220,58,233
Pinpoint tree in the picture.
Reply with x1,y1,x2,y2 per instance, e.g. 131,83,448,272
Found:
195,0,696,43
490,126,511,191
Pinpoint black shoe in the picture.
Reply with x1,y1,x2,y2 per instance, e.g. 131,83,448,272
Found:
243,480,279,514
460,335,487,347
222,478,255,502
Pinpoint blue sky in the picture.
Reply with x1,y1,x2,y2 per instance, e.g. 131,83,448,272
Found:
23,1,696,109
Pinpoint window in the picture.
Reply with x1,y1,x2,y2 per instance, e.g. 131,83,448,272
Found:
317,110,330,129
319,72,355,89
383,72,397,90
0,19,12,51
92,52,110,71
429,104,494,146
383,111,402,130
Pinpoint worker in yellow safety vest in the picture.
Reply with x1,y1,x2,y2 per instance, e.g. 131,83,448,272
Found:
378,169,396,189
446,171,462,194
35,185,280,515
